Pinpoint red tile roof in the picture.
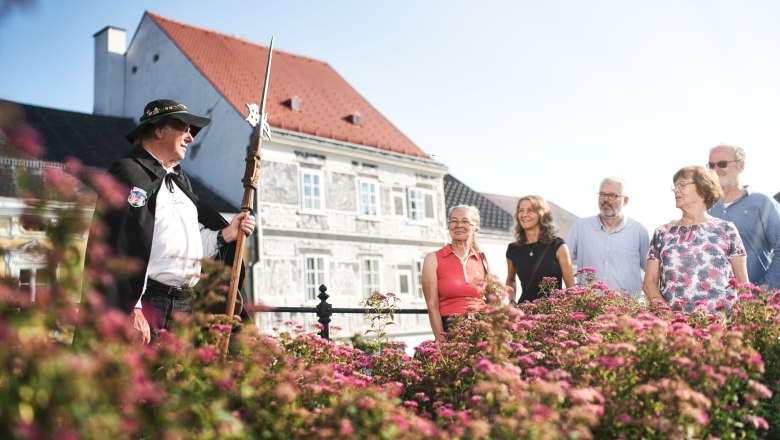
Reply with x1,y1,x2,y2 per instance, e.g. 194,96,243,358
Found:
147,12,429,159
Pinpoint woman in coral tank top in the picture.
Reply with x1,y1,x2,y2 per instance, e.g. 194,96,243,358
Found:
422,205,488,343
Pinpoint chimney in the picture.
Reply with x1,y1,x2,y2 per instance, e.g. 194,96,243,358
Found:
93,26,126,116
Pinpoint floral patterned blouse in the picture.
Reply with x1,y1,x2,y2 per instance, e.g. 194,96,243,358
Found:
647,218,745,311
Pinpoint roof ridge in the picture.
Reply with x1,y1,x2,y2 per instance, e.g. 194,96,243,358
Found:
140,11,431,159
16,101,134,122
145,11,331,67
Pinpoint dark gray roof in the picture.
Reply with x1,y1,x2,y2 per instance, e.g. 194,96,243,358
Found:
443,174,513,232
482,192,578,238
775,192,779,204
1,100,237,212
12,101,136,168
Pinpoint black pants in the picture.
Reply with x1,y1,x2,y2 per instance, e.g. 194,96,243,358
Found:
141,278,193,342
441,315,451,333
441,313,479,333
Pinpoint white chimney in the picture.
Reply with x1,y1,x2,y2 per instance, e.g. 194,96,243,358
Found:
93,26,126,116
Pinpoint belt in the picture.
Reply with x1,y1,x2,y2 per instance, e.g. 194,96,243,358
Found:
146,277,193,299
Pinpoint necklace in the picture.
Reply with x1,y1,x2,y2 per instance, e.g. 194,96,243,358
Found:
528,241,539,257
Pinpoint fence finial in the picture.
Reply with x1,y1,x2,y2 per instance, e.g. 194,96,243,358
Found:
316,284,332,339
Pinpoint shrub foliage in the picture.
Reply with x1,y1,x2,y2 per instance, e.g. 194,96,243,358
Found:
3,274,779,439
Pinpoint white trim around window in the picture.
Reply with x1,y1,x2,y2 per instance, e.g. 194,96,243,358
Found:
361,257,382,298
407,188,436,222
358,178,379,216
414,260,424,298
397,269,413,296
14,266,56,302
300,169,324,211
392,191,406,217
304,255,328,301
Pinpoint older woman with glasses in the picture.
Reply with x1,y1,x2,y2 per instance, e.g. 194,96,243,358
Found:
506,195,575,303
422,205,488,343
643,166,748,312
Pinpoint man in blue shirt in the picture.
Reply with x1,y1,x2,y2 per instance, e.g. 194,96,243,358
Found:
708,145,780,289
567,177,650,294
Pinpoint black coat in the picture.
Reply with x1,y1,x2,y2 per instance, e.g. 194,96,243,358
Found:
87,146,249,317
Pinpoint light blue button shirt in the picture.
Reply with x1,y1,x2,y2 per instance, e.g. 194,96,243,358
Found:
709,186,780,289
567,215,650,293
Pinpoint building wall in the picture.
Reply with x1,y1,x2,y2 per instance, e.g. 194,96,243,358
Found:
0,196,89,303
252,133,448,337
478,229,513,287
114,16,460,340
123,16,251,208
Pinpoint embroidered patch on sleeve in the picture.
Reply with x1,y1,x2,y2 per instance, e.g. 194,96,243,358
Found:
128,187,148,207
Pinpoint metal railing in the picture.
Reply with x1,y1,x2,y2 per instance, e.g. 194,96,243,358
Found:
266,284,428,339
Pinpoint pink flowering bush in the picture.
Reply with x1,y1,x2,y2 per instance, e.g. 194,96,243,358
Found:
395,277,775,438
3,249,780,439
728,281,780,437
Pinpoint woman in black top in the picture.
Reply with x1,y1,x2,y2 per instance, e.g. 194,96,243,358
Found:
506,195,575,303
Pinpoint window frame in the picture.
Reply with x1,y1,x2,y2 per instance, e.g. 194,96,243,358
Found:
16,266,55,302
392,192,406,217
407,188,436,221
361,257,382,298
300,169,325,211
303,255,327,301
397,268,413,296
358,178,379,217
414,260,424,298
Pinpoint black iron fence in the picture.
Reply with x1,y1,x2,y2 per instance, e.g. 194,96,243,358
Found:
265,284,428,339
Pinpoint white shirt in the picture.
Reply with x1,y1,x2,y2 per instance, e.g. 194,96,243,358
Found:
136,164,219,307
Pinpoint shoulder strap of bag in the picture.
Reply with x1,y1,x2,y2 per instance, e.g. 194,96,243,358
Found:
522,238,560,295
479,251,490,276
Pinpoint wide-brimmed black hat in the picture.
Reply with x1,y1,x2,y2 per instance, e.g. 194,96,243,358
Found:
125,99,211,144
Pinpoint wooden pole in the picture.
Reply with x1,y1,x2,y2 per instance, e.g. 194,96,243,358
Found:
221,38,273,354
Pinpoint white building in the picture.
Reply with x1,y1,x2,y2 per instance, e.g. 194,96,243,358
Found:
3,11,579,343
93,12,454,339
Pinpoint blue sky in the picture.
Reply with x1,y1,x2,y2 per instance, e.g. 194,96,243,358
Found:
1,0,778,232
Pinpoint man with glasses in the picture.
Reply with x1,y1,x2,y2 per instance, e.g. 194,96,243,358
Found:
707,145,780,289
566,177,649,294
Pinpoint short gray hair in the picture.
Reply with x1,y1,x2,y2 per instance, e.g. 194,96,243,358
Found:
711,144,746,161
600,177,628,196
448,204,481,229
448,204,482,251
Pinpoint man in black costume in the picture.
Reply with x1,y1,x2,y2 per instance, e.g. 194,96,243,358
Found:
89,99,255,343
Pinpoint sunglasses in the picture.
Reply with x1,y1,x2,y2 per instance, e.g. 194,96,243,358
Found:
707,160,739,169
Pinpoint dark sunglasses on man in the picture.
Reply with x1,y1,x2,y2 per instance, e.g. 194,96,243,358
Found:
707,160,739,169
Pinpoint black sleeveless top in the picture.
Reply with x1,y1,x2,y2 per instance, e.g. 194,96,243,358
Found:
506,237,565,303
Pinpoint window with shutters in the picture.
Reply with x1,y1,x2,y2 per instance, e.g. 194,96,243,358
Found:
408,188,436,221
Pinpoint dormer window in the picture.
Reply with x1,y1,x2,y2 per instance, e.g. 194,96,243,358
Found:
349,112,361,126
285,96,301,112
